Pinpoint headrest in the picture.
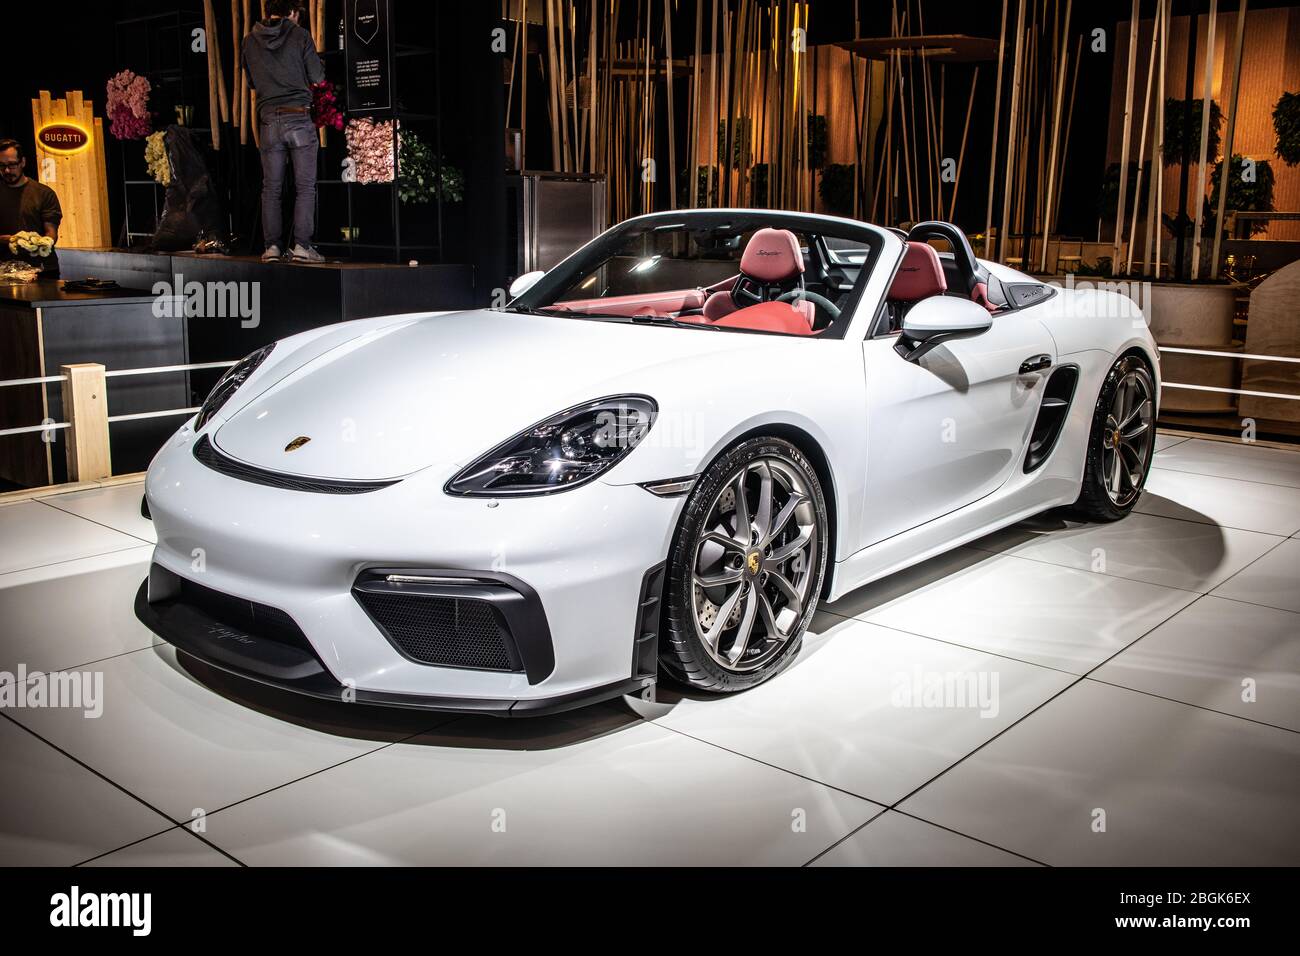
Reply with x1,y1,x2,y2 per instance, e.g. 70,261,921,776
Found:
740,228,805,282
888,242,947,302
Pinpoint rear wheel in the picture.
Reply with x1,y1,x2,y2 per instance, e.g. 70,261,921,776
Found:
1072,354,1157,521
660,437,828,692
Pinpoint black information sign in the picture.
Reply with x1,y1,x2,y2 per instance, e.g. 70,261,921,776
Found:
344,0,392,113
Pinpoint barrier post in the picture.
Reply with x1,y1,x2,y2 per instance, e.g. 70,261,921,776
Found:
61,363,111,481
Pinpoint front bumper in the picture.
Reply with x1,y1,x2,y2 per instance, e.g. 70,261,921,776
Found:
136,424,682,712
134,577,649,715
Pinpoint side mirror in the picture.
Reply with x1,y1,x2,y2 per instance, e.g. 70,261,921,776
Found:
894,296,993,362
509,270,546,299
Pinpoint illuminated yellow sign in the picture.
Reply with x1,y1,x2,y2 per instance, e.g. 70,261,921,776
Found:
37,123,91,154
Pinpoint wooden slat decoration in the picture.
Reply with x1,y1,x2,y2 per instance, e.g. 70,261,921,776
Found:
30,90,110,249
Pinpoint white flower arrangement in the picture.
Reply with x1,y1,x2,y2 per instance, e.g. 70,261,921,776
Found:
9,230,54,258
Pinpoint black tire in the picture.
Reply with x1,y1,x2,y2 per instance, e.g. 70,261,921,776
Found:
660,437,829,693
1071,353,1157,522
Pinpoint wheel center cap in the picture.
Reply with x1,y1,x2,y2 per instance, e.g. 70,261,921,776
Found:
746,551,762,577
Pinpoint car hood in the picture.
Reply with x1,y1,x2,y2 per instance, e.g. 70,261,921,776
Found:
212,309,752,481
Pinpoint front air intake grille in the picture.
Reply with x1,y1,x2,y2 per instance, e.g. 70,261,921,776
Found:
356,590,521,672
193,434,398,494
176,575,317,655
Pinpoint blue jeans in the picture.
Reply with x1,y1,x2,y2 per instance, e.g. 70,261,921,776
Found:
259,110,318,249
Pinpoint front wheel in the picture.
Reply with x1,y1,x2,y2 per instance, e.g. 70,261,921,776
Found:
1071,354,1157,521
660,437,829,692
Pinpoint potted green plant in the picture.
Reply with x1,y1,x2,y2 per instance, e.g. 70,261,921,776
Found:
716,119,752,170
1207,155,1275,236
1098,161,1150,219
1273,91,1300,166
807,113,828,170
1162,98,1221,166
679,165,719,207
818,163,855,216
397,132,463,204
748,163,769,207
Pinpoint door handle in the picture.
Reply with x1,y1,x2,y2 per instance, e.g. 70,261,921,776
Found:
1019,354,1052,375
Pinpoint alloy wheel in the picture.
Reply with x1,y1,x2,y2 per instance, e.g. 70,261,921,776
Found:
690,458,819,672
1102,365,1155,507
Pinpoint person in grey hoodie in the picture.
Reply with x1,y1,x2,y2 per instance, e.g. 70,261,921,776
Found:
242,0,326,262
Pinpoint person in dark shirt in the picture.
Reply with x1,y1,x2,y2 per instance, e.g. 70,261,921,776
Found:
242,0,326,263
0,138,62,277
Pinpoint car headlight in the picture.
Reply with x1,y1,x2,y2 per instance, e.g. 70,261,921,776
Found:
194,343,276,432
446,395,657,496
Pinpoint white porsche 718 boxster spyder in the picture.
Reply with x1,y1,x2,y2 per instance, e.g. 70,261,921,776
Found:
136,210,1159,714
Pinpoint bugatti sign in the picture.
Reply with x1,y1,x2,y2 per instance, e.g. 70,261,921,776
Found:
37,123,90,153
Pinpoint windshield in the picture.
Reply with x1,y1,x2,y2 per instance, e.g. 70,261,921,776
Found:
504,211,886,339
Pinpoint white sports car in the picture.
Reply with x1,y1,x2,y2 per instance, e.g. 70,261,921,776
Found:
136,210,1159,714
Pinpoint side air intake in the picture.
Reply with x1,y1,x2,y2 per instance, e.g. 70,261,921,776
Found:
1024,365,1079,472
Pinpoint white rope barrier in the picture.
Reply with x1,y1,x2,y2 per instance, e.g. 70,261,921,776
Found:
0,374,66,388
1158,346,1300,365
0,359,237,391
105,361,237,378
1162,382,1300,401
0,359,225,441
0,407,199,437
0,422,70,438
107,408,201,423
1157,347,1300,402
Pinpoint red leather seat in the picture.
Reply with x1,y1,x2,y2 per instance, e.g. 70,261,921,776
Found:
702,289,737,320
888,242,947,302
709,301,818,336
703,227,806,321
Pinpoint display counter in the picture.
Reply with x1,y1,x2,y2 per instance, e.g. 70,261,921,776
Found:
0,279,187,488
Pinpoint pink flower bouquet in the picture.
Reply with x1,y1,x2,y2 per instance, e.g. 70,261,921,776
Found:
310,81,344,131
345,118,396,184
106,69,152,140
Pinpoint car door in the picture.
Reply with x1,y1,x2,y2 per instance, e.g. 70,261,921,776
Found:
858,305,1057,548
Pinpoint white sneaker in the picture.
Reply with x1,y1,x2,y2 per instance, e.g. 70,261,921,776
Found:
261,244,282,261
289,243,325,263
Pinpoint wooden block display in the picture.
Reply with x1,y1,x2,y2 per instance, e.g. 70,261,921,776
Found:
60,362,112,482
30,90,111,249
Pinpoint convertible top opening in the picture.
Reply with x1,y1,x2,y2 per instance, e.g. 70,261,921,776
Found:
505,210,891,339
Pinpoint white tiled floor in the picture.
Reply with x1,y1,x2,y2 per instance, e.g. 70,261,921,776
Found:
1,432,1298,866
1209,538,1300,614
812,811,1040,867
81,826,239,868
1136,468,1300,536
896,680,1299,866
0,500,146,576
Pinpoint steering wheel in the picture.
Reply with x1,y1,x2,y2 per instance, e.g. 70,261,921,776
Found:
776,288,841,320
731,275,766,309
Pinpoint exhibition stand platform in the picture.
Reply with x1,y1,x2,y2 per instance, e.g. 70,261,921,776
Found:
57,248,479,329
